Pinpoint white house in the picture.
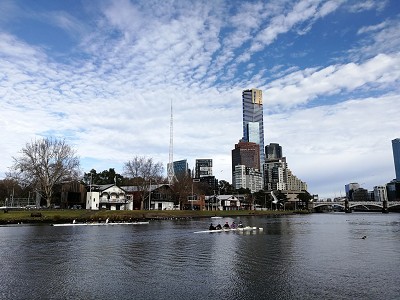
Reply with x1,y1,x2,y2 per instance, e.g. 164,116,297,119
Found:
86,184,132,210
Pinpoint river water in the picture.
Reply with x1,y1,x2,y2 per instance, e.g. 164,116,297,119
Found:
0,213,399,300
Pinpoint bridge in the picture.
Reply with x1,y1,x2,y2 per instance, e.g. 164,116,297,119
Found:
311,200,400,213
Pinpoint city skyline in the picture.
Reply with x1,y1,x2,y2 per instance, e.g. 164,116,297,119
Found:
1,1,400,198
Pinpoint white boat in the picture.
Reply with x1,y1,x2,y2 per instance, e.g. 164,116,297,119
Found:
194,226,262,233
210,216,222,219
52,221,149,227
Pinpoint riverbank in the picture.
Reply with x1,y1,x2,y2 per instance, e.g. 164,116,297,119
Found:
0,208,309,225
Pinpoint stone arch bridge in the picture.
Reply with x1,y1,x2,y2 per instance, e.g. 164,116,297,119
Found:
311,200,400,213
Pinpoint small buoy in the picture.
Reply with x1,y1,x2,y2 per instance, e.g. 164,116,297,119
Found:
361,235,367,239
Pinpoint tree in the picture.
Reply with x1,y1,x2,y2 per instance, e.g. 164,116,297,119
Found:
123,156,164,210
297,190,313,209
218,180,234,194
82,168,124,186
171,172,194,210
7,137,80,207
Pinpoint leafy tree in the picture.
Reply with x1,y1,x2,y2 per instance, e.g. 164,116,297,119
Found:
218,180,234,194
237,187,251,195
297,190,313,209
82,168,124,185
253,190,272,208
123,156,164,210
7,137,80,207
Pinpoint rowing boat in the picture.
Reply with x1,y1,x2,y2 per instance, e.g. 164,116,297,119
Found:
52,221,149,227
194,226,262,233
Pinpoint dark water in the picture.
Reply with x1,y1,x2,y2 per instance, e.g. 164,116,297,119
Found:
0,213,399,300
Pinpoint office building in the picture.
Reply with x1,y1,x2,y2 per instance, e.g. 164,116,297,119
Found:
264,143,307,192
232,140,260,172
242,89,265,165
195,159,213,178
345,183,360,200
266,143,283,159
373,185,388,202
392,138,400,181
168,159,190,179
232,165,263,193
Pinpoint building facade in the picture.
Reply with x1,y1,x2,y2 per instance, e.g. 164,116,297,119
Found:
263,143,307,193
232,165,263,193
392,138,400,181
242,89,265,166
345,183,360,200
195,159,213,178
373,185,388,202
232,140,260,172
264,158,287,191
169,159,190,179
266,143,283,159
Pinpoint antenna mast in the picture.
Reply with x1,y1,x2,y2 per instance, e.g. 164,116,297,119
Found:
167,100,175,185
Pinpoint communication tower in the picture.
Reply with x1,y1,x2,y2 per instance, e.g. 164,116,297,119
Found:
167,100,176,185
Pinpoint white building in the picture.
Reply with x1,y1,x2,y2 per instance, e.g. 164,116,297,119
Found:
86,184,132,210
373,185,388,202
233,165,263,193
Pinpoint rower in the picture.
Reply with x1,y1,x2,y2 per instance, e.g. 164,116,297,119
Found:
223,222,230,229
209,223,216,230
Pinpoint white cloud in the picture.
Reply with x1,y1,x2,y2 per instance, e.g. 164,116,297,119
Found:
264,53,400,109
0,0,399,199
265,94,400,197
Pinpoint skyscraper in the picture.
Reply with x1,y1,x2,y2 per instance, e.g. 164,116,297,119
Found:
392,138,400,181
266,143,283,159
195,159,213,178
242,89,265,165
231,140,260,172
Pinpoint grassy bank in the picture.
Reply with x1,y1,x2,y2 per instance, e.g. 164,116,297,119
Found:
0,209,308,225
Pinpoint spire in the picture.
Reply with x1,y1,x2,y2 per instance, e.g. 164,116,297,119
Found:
167,99,176,185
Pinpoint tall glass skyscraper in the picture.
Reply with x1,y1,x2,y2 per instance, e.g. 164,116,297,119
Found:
392,138,400,181
242,89,264,165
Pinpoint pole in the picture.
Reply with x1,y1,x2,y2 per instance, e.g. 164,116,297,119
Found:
191,181,193,210
149,179,151,210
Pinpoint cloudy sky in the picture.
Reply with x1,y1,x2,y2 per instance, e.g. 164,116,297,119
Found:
1,0,399,198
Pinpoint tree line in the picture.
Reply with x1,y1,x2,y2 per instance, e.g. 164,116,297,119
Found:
1,137,312,209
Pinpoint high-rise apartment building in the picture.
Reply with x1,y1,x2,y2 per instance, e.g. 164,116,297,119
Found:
232,165,263,193
242,89,265,165
264,143,307,192
232,141,260,172
266,143,283,159
231,141,261,190
392,138,400,181
168,159,190,179
195,159,213,178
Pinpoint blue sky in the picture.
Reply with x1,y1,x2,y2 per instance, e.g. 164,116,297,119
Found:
1,0,399,198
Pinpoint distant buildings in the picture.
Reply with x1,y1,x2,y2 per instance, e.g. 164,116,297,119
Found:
264,143,307,192
345,183,360,200
231,89,308,198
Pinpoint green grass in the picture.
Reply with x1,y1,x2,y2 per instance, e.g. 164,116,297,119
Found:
0,208,305,224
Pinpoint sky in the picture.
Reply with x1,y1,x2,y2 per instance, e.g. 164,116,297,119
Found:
1,0,399,199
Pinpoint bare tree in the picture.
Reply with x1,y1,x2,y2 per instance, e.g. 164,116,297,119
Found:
7,137,80,207
123,156,164,210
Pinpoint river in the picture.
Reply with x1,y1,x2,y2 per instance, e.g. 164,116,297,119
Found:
0,213,399,300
